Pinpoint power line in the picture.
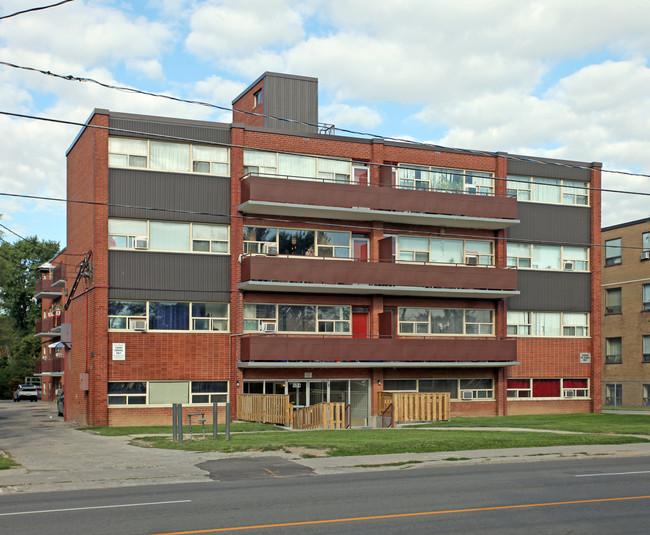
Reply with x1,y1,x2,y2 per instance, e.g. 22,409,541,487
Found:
0,0,74,21
2,108,649,197
0,60,645,179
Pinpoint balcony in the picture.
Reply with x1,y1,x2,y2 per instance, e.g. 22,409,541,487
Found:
35,264,66,299
239,175,518,230
35,357,65,376
239,255,519,298
35,314,63,337
239,334,517,366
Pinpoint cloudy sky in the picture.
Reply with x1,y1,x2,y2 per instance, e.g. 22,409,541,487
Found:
1,0,649,250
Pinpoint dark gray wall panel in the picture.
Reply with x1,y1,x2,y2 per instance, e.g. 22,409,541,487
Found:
507,157,592,181
507,271,591,312
109,169,229,224
108,251,230,302
508,203,591,245
108,115,230,145
265,74,318,134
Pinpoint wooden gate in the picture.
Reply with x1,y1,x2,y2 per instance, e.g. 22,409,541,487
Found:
378,392,450,424
293,402,347,430
237,394,292,425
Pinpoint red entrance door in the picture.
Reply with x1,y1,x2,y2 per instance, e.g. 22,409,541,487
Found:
352,310,369,339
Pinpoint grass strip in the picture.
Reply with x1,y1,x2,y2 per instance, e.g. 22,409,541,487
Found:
410,413,650,435
0,452,18,470
132,428,648,457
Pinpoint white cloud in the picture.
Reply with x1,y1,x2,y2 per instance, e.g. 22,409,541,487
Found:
126,59,165,81
185,0,305,59
320,103,382,130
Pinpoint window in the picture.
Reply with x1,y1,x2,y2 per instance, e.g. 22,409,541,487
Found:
506,243,589,271
191,381,228,404
109,219,229,254
382,378,487,400
108,137,229,175
460,379,493,399
397,165,494,195
107,382,146,405
243,304,350,334
108,301,146,329
605,383,622,406
108,301,229,332
644,385,650,406
243,226,351,258
399,307,494,336
605,288,622,314
254,89,262,106
506,175,588,205
243,150,356,184
643,285,650,311
643,336,650,363
397,236,494,265
383,379,417,391
605,337,622,364
605,238,622,266
643,232,650,253
507,378,589,399
507,311,589,337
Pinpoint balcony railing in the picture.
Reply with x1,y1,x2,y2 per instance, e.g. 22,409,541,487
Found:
239,174,518,229
239,255,518,298
239,334,517,364
35,357,65,374
35,314,63,337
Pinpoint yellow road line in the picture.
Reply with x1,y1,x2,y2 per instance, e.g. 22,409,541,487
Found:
154,494,650,534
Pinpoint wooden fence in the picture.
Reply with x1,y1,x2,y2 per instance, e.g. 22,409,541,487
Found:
378,392,450,424
237,394,292,425
293,402,347,430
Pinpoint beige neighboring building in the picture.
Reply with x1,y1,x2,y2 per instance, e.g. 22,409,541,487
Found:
602,217,650,407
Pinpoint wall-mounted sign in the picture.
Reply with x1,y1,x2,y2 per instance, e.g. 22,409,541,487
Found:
291,382,302,388
112,343,126,361
579,352,591,363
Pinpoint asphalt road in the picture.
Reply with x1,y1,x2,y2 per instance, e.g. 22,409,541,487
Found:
2,456,650,535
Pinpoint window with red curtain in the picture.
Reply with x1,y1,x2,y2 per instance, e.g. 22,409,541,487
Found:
507,379,530,389
532,379,561,397
563,379,588,389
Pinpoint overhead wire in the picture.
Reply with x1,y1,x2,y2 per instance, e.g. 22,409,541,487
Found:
0,60,647,179
0,0,74,21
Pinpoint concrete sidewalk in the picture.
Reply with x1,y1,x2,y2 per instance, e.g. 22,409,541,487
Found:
2,400,650,495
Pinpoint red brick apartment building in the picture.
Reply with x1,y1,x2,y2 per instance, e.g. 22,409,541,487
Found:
602,218,650,407
52,72,602,426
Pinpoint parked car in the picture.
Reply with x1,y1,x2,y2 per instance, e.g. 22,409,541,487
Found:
57,392,64,417
13,384,39,402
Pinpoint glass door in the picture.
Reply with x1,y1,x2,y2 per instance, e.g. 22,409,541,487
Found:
288,381,307,408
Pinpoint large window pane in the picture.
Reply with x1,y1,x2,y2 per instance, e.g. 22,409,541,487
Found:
532,312,561,336
149,141,190,172
149,302,189,330
149,222,190,251
278,154,316,179
532,245,561,270
532,178,561,203
278,305,315,331
605,238,622,266
431,309,463,334
108,219,147,235
278,229,314,255
108,137,147,155
430,238,463,263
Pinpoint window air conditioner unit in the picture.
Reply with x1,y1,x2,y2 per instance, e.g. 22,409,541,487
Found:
641,251,650,261
262,322,277,333
264,244,278,256
564,390,575,398
563,261,574,271
461,391,473,400
134,237,149,250
466,255,479,265
131,320,147,331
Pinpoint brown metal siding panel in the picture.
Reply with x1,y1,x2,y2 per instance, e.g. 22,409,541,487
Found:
108,169,229,224
508,203,591,244
507,158,591,181
241,335,517,363
108,117,230,144
264,75,318,134
108,251,230,302
507,271,591,312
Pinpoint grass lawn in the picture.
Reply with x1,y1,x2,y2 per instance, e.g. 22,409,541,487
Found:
411,413,650,435
80,422,281,436
134,428,648,457
0,453,18,470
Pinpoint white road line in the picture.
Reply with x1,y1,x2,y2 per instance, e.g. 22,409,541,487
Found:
576,471,650,478
0,499,191,517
